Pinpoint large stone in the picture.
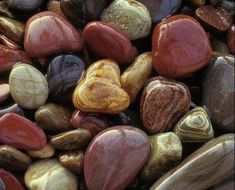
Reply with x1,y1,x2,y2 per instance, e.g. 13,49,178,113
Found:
0,169,24,190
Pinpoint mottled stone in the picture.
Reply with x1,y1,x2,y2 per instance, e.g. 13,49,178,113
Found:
59,151,84,174
7,0,43,11
25,159,78,190
152,15,212,78
50,129,91,150
174,107,214,142
0,103,24,117
140,77,191,133
121,52,152,103
35,103,72,133
9,63,49,109
141,132,182,182
83,21,135,64
101,0,151,40
202,55,234,132
47,54,85,97
27,143,55,159
0,145,31,171
24,11,82,58
0,169,24,190
150,134,235,190
84,126,150,190
0,113,47,150
227,24,235,54
72,59,130,114
0,84,9,103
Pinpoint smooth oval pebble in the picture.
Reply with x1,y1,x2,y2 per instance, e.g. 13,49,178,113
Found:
202,54,234,132
140,77,191,133
0,145,31,171
0,113,47,150
9,63,49,109
84,126,150,190
59,151,84,174
0,103,24,117
50,129,92,150
83,21,135,64
101,0,152,40
227,24,235,54
27,143,55,159
0,84,9,103
35,103,72,133
25,159,78,190
140,132,182,182
47,54,85,97
196,5,233,33
174,107,214,142
152,15,212,78
7,0,43,11
150,134,235,190
24,11,82,58
0,169,24,190
121,52,153,103
138,0,182,23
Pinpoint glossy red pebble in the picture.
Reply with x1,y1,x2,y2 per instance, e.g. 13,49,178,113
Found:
84,126,150,190
152,15,212,78
0,169,24,190
0,113,47,151
83,21,135,64
24,11,82,58
0,84,10,103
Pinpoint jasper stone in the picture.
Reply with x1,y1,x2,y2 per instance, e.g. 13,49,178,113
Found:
0,113,47,150
0,169,24,190
0,16,25,43
24,11,82,58
140,77,191,133
47,54,85,97
27,143,55,159
0,45,31,73
196,6,233,33
137,0,182,23
152,15,212,78
84,126,150,190
101,0,151,40
150,134,235,190
60,0,106,26
140,132,182,182
227,24,235,54
7,0,43,11
9,63,49,109
83,21,135,64
121,52,153,103
174,107,214,142
202,55,234,132
0,145,31,171
35,103,72,133
0,84,9,103
50,129,92,150
25,159,78,190
0,104,24,117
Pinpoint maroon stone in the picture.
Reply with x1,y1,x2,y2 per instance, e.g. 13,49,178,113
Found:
83,21,135,64
24,11,82,58
0,84,9,103
0,113,47,150
84,126,150,190
227,24,235,54
0,169,24,190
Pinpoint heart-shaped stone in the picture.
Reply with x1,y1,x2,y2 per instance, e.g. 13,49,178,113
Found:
72,59,130,114
174,107,214,142
84,126,150,190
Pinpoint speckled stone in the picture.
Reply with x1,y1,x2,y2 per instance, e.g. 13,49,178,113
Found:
101,0,151,40
25,159,78,190
7,0,43,11
9,63,49,109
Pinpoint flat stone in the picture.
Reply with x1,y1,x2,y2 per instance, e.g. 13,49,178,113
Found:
84,126,150,190
152,15,212,78
0,84,9,103
83,21,135,64
0,169,24,190
0,113,47,150
24,11,82,58
7,0,43,11
9,63,49,109
150,134,235,190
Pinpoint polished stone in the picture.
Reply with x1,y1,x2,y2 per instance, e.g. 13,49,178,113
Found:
0,169,24,190
0,104,24,117
7,0,43,11
227,24,235,54
27,143,55,159
0,84,9,103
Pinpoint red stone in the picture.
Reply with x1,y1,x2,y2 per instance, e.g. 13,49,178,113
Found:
227,24,235,54
152,15,212,78
0,169,24,190
0,113,47,151
24,11,82,58
0,84,10,103
83,21,135,64
0,44,31,73
84,126,150,190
